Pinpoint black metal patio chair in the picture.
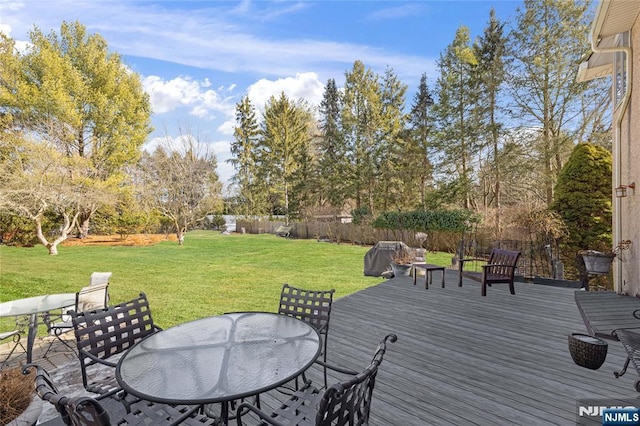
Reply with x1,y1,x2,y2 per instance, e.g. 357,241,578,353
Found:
71,292,161,398
278,284,335,390
23,363,216,425
235,333,397,426
1,328,25,369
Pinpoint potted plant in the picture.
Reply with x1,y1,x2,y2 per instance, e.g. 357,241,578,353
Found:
580,240,632,275
0,367,41,425
390,247,415,277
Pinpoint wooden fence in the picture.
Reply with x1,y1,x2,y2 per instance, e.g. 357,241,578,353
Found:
236,219,462,252
235,219,568,281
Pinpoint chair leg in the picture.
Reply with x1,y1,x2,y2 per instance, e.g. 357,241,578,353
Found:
481,282,487,297
1,333,25,369
43,329,77,357
615,357,631,378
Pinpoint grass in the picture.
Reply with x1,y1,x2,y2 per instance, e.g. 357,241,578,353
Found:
0,231,454,332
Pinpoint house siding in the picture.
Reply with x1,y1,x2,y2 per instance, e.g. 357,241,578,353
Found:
618,18,640,295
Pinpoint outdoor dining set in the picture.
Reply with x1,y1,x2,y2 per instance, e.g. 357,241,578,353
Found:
0,276,397,425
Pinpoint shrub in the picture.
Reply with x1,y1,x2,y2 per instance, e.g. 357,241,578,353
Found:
207,214,227,231
551,142,612,279
371,209,479,233
0,214,39,247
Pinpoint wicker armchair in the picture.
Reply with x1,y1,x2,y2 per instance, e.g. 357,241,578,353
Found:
278,284,335,389
71,292,161,397
236,333,397,426
23,364,215,426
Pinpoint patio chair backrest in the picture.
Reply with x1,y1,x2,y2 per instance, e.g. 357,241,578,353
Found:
486,248,521,279
76,282,109,313
315,333,397,426
71,292,159,390
278,284,335,338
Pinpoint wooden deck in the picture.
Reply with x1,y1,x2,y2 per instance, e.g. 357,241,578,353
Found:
8,274,640,425
574,290,640,340
304,275,640,426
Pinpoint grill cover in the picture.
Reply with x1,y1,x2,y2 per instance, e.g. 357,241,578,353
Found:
364,241,410,276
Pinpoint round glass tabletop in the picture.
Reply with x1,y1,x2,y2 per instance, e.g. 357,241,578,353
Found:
0,293,76,317
116,311,321,404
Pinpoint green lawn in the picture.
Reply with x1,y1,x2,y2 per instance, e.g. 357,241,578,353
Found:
0,231,453,332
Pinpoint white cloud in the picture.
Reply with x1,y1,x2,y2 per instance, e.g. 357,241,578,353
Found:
217,120,235,136
0,23,30,53
0,1,433,83
211,140,231,157
248,72,324,110
213,72,325,143
142,75,237,121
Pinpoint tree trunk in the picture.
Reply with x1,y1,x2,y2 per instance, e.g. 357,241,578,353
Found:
78,216,90,239
77,207,95,239
177,232,185,245
34,212,76,255
175,219,186,245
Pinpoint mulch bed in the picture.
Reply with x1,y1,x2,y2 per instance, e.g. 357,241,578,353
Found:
62,234,177,247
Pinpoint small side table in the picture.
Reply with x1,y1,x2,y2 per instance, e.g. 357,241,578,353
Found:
412,263,446,289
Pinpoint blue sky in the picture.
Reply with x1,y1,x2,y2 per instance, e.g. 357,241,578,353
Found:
0,0,523,191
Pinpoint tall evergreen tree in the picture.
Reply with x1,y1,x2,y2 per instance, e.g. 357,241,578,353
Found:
342,60,382,213
317,78,348,211
377,66,408,211
261,92,313,222
475,8,507,231
433,25,480,209
228,95,266,216
407,73,435,208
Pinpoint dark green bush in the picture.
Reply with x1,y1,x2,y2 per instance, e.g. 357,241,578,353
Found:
551,142,612,254
551,142,612,281
351,207,372,225
0,214,38,246
208,214,227,230
371,209,479,233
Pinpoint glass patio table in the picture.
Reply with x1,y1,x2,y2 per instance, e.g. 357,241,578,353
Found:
0,293,76,363
116,311,321,425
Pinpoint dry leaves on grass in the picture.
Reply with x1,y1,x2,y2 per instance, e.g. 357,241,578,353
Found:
0,367,34,424
62,234,177,247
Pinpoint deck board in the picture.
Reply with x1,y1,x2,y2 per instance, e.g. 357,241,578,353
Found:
309,275,640,425
23,273,640,426
574,291,640,339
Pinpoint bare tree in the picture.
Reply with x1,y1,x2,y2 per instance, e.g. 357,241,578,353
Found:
507,0,595,206
139,129,222,245
0,139,113,254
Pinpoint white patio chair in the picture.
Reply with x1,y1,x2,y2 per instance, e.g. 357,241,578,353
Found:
43,282,109,356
